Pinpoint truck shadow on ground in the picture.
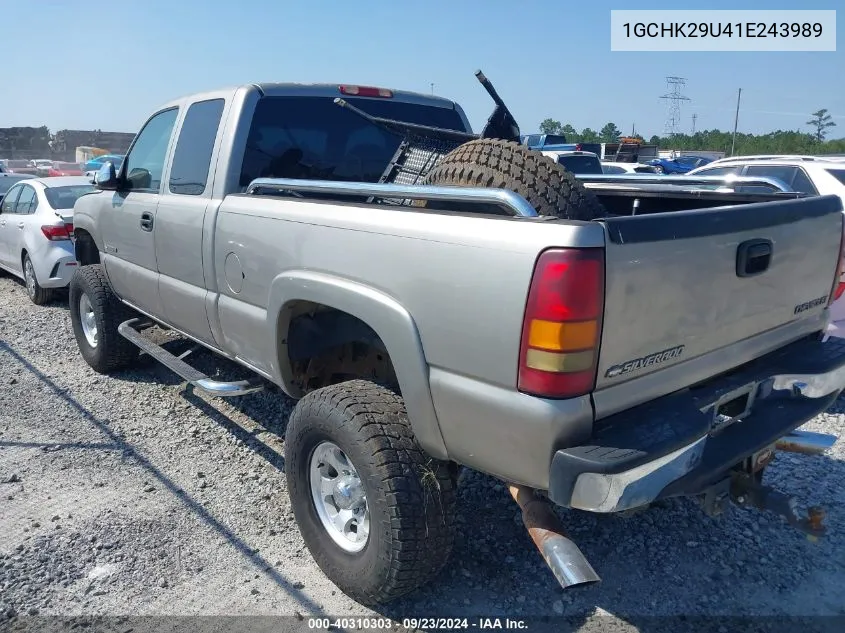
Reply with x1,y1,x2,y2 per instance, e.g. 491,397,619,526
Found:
26,334,845,631
0,339,319,614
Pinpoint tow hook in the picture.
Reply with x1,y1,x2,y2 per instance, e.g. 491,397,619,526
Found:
508,484,601,589
730,472,826,539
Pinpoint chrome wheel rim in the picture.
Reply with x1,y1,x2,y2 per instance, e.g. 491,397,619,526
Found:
79,293,98,348
24,259,36,299
309,441,370,553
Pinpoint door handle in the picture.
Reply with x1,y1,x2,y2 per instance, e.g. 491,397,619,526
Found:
139,212,154,232
17,222,24,229
736,238,773,277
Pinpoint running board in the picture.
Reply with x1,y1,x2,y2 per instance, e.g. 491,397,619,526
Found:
117,318,264,397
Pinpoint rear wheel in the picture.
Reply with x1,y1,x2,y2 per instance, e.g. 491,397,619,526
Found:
23,254,52,305
69,264,138,373
422,138,604,220
285,380,457,605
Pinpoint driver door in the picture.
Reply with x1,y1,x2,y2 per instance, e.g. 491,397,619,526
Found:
100,108,178,318
0,185,23,269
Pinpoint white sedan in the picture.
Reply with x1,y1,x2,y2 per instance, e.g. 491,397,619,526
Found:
0,176,95,304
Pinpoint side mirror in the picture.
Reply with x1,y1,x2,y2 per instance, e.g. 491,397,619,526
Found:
95,162,119,190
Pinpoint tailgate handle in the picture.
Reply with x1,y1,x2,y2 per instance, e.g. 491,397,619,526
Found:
736,239,772,278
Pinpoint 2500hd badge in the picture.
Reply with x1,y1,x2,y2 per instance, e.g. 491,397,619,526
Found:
605,345,685,379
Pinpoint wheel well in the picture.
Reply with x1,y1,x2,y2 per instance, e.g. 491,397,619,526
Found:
74,230,100,266
283,301,398,394
20,249,27,268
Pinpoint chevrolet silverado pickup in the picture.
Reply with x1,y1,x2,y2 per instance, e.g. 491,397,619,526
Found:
68,77,845,605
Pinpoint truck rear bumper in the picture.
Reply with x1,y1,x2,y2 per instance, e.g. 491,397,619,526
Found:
548,335,845,512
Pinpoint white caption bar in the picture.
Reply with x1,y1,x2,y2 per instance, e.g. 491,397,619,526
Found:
611,10,836,52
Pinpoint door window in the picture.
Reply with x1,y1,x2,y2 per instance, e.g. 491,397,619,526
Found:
123,108,179,192
15,186,37,214
169,99,225,196
1,186,22,213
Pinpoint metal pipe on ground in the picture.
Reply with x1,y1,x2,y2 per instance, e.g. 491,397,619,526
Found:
508,483,601,589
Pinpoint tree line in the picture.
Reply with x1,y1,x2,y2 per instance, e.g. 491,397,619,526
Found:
539,109,843,155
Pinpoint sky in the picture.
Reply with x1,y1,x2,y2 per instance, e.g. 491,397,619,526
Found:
2,0,843,138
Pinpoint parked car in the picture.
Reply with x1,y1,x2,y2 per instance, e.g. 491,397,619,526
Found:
541,150,604,174
689,157,845,337
0,176,95,304
48,161,84,177
0,173,34,204
601,162,661,174
3,159,38,175
83,154,124,172
69,79,845,606
648,154,713,174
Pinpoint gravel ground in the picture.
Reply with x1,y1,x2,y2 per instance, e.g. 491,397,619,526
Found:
2,273,845,632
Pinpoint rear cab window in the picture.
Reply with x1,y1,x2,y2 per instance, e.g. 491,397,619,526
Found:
556,154,603,174
238,96,466,188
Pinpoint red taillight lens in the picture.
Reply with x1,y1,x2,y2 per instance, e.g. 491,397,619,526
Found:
828,221,845,306
339,85,393,98
41,224,71,241
518,249,605,399
575,143,582,151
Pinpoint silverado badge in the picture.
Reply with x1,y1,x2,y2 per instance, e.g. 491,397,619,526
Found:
605,345,685,379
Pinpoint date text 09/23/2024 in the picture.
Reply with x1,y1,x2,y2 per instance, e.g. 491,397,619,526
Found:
307,618,528,630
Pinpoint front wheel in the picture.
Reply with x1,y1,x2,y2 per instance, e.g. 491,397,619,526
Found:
23,254,52,305
69,264,138,374
285,380,457,605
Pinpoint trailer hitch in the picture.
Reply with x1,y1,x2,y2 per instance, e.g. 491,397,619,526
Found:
730,472,826,538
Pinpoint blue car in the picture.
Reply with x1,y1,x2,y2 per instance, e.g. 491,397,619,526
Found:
647,155,713,174
83,154,124,172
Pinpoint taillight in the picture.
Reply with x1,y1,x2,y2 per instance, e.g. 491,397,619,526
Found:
828,222,845,306
40,224,71,241
518,248,605,398
575,143,582,151
339,85,393,98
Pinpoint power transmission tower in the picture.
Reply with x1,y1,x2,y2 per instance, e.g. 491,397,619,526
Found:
660,76,691,137
691,113,697,134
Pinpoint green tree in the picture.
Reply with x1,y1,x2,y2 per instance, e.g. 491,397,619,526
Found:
807,109,837,142
580,128,600,143
561,124,579,141
599,122,621,143
539,118,562,135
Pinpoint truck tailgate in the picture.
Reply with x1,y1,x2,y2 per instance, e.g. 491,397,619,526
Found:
595,195,844,393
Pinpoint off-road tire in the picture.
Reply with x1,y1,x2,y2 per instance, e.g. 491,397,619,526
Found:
285,380,457,605
69,264,138,374
422,138,605,220
23,254,52,305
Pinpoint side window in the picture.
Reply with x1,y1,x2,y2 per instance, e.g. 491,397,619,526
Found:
695,166,741,177
123,108,179,192
169,99,225,196
1,186,22,213
790,168,818,195
15,186,37,214
745,165,798,191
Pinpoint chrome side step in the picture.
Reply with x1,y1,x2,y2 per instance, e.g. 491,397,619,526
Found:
117,318,264,397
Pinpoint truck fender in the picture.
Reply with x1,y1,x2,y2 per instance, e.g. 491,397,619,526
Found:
267,270,449,461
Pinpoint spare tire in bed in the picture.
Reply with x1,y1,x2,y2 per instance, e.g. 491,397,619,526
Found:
421,138,604,220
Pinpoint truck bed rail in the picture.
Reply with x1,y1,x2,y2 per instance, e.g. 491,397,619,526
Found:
577,174,798,194
245,177,541,217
